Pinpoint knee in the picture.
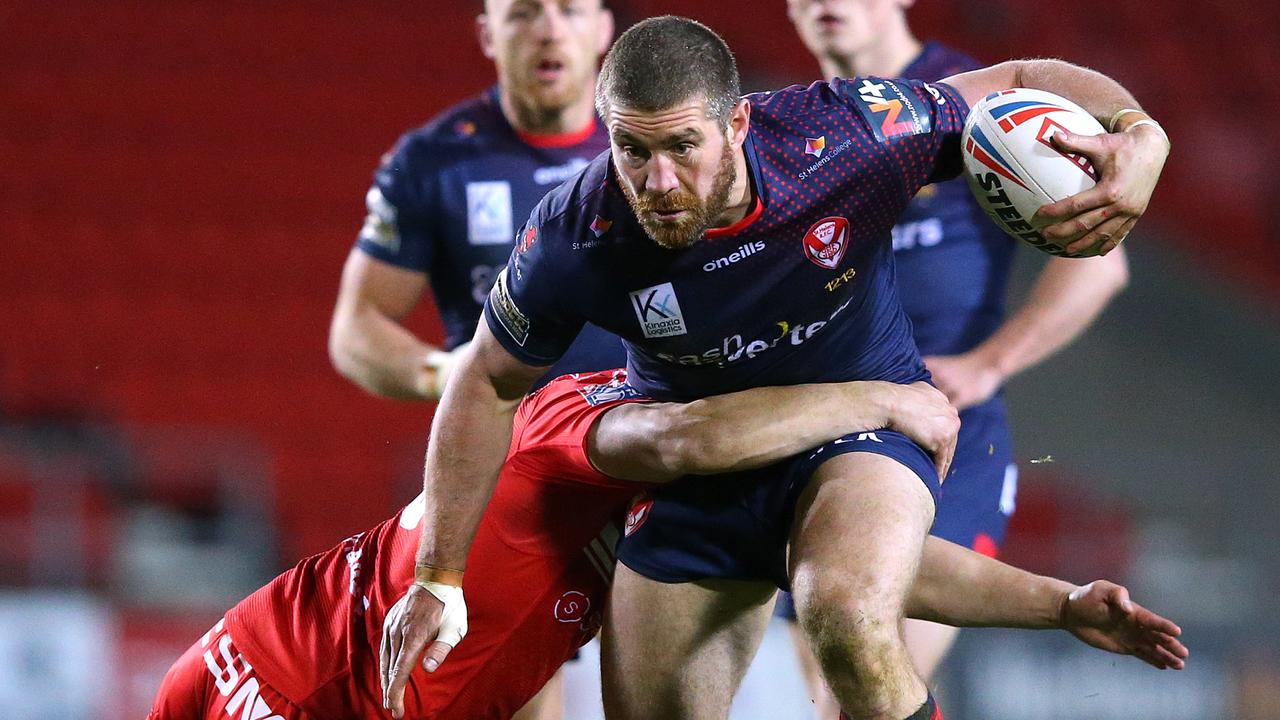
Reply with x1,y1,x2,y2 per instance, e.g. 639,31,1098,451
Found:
794,574,902,671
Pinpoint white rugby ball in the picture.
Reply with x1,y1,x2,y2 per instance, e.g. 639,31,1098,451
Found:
961,88,1106,257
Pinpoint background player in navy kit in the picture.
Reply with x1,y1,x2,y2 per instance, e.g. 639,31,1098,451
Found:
381,16,1170,720
329,0,620,403
780,1,1134,709
327,1,618,717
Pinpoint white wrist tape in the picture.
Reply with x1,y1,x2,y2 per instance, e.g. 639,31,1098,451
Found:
1123,118,1170,147
1107,107,1146,132
415,580,468,649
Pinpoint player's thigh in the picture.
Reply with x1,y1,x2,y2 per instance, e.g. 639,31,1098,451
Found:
511,669,563,720
787,451,936,626
600,562,775,720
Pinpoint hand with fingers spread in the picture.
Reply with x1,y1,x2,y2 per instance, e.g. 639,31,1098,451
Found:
380,572,468,718
1033,121,1170,257
1059,580,1189,670
884,381,961,481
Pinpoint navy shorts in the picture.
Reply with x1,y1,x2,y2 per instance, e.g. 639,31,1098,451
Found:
616,429,939,591
776,399,1017,619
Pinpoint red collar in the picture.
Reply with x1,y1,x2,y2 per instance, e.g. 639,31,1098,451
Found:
514,118,598,149
705,196,764,239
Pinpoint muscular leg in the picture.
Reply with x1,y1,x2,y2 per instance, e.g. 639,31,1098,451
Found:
600,563,775,720
902,620,960,680
513,668,563,720
788,452,936,720
786,620,842,719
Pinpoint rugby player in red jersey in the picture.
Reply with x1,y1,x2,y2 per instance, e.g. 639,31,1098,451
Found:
149,370,1186,720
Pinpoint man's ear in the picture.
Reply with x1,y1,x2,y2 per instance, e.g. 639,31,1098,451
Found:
476,14,495,60
728,99,752,147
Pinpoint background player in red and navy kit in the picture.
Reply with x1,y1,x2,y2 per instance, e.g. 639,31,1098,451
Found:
328,2,619,715
780,1,1134,710
383,16,1170,720
149,371,1186,720
329,0,621,403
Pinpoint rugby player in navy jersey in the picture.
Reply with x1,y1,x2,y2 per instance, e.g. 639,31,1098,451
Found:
381,15,1170,720
328,1,619,717
329,0,620,403
779,1,1134,710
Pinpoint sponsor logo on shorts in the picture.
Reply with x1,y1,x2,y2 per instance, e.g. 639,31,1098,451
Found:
624,496,654,537
802,217,850,270
554,591,591,623
804,136,826,158
629,282,687,339
488,268,531,345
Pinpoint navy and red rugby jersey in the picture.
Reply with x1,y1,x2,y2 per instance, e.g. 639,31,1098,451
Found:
891,43,1018,375
354,86,624,381
484,77,970,401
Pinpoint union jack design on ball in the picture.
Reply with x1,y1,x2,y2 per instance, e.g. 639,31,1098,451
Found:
987,94,1100,181
965,125,1029,190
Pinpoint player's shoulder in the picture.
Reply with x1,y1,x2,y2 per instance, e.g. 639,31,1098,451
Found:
522,151,614,246
513,369,644,451
908,41,983,82
386,89,506,166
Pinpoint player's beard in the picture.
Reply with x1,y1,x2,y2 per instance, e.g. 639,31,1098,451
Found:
622,143,738,250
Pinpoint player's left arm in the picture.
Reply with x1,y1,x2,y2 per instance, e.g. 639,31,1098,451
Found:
926,246,1129,410
907,536,1189,670
942,60,1171,256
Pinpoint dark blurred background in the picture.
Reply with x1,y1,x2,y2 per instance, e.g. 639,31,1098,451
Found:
2,2,1278,718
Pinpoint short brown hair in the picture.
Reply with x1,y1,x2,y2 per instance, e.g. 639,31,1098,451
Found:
595,16,741,124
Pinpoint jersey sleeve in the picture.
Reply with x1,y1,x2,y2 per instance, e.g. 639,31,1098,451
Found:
509,370,651,489
834,76,970,194
354,133,439,273
482,204,587,366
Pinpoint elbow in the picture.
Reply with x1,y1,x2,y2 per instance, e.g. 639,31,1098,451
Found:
327,316,359,381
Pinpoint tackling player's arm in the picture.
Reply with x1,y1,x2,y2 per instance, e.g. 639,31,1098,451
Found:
943,60,1170,256
329,249,457,400
907,536,1188,670
381,321,548,718
591,380,960,481
926,247,1130,410
593,382,1184,669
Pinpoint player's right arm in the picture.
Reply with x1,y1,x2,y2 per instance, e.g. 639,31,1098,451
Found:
330,136,462,401
381,201,584,717
329,249,453,400
381,322,549,718
592,380,960,482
